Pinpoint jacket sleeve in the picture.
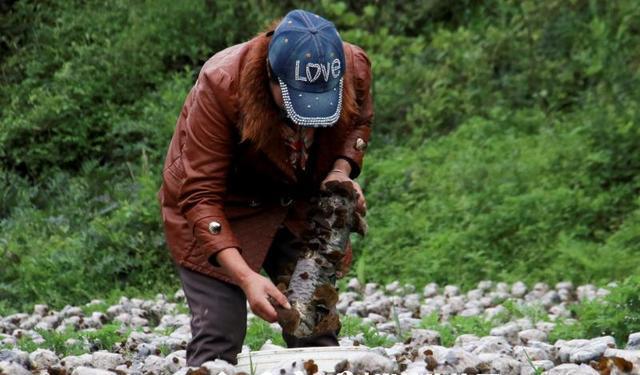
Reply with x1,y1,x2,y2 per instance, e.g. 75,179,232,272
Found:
177,68,241,266
336,45,374,179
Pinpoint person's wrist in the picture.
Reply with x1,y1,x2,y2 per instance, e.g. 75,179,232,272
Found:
236,269,256,289
331,158,352,177
329,168,348,175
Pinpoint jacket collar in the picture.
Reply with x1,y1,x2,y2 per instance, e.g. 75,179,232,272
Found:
236,32,359,182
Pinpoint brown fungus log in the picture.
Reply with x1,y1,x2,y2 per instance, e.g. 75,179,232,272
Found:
273,180,367,338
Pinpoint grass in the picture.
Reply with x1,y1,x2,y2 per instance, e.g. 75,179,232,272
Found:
340,315,395,348
499,299,550,325
244,318,286,351
4,323,129,357
419,313,494,347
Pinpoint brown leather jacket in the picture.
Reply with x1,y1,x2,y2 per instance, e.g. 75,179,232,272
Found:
157,30,373,285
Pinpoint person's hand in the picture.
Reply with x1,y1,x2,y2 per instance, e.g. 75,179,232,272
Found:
321,169,367,216
239,271,291,323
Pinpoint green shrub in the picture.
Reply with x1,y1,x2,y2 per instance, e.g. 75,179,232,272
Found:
0,0,275,178
550,276,640,346
0,161,177,313
1,0,639,311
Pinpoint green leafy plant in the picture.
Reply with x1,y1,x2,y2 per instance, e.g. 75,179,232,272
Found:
340,315,395,347
420,313,493,347
244,318,286,351
550,276,640,346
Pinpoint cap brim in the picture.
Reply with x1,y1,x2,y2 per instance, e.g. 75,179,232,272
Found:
278,77,343,128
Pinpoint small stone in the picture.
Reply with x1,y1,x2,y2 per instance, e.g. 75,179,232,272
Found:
511,281,527,298
62,306,84,318
367,297,392,316
454,334,480,349
0,349,30,368
409,329,441,346
477,280,493,291
555,339,589,363
29,348,59,370
162,350,186,373
347,278,361,292
18,316,39,330
466,288,484,300
541,290,561,308
173,368,203,375
174,288,186,302
520,359,554,375
403,294,422,313
518,328,548,344
459,307,482,317
568,336,615,363
546,363,599,375
627,332,640,350
430,348,481,373
33,304,49,316
495,282,509,293
487,355,521,375
142,355,164,373
490,322,520,345
533,282,549,293
403,284,416,294
385,280,401,294
471,336,513,355
576,284,598,301
335,352,398,373
423,283,438,298
513,345,550,362
130,316,149,328
535,321,556,334
200,358,237,374
443,285,460,297
419,297,443,318
0,361,30,375
106,305,124,318
549,304,571,318
114,313,131,325
61,353,93,372
71,366,116,375
364,283,378,296
555,281,574,290
91,350,124,370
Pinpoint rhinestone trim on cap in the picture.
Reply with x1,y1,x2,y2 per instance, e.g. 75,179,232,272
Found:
278,77,343,128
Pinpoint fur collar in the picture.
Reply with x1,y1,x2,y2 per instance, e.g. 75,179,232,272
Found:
237,28,359,181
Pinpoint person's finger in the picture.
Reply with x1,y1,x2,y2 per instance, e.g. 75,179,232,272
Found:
357,199,367,216
256,299,278,322
268,285,291,309
353,183,366,215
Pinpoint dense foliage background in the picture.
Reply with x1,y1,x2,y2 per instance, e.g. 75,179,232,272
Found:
1,0,639,313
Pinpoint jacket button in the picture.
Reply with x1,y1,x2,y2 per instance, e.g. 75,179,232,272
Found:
208,221,222,234
355,138,367,151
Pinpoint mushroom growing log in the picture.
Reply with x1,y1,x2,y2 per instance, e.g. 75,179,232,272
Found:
273,180,367,338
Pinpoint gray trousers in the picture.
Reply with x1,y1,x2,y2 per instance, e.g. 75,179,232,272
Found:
177,227,339,366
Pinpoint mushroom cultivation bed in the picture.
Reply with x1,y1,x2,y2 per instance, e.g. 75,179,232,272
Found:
1,279,640,374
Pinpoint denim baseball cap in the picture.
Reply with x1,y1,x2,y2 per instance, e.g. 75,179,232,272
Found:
268,10,345,127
